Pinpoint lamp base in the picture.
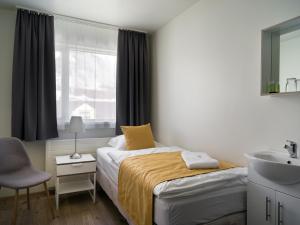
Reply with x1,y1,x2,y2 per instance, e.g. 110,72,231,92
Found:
70,152,81,159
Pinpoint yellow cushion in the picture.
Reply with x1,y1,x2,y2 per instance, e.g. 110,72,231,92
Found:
121,123,155,150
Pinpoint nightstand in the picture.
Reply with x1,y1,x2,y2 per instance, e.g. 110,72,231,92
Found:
55,154,96,209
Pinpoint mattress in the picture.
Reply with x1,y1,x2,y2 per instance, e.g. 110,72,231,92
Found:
96,147,247,225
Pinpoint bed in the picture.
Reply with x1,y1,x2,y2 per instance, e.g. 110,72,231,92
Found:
96,146,247,225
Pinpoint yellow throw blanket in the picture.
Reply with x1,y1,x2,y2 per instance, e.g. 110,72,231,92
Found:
118,152,236,225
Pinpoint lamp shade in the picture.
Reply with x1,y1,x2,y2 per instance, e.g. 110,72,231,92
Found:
69,116,84,133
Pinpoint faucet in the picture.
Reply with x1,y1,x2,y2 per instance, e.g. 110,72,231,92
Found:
284,140,297,158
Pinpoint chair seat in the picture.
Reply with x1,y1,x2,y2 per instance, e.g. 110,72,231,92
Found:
0,166,51,189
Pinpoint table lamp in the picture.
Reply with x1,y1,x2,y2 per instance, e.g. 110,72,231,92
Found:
69,116,84,159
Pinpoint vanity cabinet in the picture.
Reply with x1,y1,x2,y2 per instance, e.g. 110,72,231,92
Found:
276,192,300,225
248,181,300,225
248,182,275,225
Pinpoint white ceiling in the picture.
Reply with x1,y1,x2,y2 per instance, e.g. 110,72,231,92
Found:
0,0,199,32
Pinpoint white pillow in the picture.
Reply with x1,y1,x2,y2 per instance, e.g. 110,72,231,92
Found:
108,135,163,150
108,135,127,150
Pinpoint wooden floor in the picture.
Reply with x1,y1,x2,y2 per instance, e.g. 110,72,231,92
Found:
0,189,128,225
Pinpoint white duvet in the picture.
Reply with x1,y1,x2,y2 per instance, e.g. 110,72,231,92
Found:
100,146,248,199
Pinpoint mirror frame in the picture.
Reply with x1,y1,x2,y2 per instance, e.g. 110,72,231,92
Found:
261,16,300,96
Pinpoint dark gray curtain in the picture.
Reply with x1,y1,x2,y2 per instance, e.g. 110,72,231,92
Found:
11,9,58,141
115,30,150,134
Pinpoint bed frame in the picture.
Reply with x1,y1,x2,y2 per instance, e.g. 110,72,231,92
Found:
96,167,246,225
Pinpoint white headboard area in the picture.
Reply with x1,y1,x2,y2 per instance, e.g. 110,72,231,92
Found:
45,137,110,187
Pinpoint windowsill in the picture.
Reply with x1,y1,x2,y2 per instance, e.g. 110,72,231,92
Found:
58,121,115,130
57,126,115,139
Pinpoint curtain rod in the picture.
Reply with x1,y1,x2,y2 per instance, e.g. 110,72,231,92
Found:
15,5,148,33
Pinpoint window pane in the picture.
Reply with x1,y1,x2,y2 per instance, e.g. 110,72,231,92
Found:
95,54,116,122
68,50,116,122
55,50,62,120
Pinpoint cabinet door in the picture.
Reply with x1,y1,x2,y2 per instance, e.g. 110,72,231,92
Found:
276,192,300,225
248,182,276,225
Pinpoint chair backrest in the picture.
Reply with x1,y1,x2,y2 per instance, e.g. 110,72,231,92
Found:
0,137,32,174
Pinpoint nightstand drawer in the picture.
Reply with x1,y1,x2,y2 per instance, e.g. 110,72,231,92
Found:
57,162,96,176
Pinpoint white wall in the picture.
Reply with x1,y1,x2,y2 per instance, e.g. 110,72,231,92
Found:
152,0,300,165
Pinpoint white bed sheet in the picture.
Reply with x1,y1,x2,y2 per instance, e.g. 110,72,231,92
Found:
96,147,247,199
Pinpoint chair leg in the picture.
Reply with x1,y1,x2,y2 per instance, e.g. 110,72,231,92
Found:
26,188,30,210
43,182,55,219
11,189,19,225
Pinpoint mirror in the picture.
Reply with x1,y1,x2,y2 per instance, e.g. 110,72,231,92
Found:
280,29,300,92
261,16,300,95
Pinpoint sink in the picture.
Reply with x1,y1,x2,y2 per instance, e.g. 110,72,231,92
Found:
245,151,300,185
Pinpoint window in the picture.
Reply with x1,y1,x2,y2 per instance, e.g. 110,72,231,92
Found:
55,18,118,129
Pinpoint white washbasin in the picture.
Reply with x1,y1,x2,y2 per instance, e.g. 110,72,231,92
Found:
245,151,300,185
